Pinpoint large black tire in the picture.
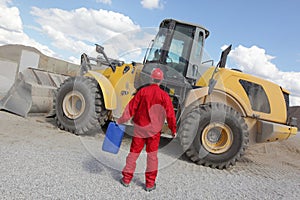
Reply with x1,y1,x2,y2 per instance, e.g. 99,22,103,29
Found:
179,103,249,169
54,76,107,135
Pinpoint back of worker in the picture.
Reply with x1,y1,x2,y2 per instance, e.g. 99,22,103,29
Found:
117,68,176,192
120,83,176,137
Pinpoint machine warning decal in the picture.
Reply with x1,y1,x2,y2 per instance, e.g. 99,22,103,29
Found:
121,90,129,96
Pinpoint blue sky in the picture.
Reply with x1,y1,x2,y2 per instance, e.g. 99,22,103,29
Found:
0,0,300,105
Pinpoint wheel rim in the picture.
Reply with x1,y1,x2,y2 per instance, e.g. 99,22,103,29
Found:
62,91,86,119
201,122,233,154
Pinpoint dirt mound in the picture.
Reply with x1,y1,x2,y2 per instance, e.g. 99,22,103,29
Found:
0,44,79,76
245,133,300,172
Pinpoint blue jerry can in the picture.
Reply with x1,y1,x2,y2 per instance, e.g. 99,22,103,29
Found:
102,122,125,154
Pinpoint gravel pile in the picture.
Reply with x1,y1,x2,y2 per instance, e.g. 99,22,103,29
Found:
0,111,299,199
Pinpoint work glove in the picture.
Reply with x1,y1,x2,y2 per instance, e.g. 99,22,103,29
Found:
113,118,119,124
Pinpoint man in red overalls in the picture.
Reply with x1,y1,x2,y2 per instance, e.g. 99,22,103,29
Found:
117,68,177,192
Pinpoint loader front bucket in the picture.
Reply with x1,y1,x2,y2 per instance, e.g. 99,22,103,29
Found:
0,73,32,116
0,68,69,117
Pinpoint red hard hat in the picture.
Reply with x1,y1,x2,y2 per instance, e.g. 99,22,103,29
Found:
151,68,164,80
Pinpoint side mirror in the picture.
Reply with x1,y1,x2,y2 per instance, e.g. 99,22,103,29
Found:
94,44,116,72
95,44,104,54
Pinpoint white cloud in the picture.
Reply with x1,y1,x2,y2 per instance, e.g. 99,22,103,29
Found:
30,7,141,58
42,25,94,55
0,29,55,56
141,0,163,9
68,56,80,65
96,0,112,5
229,45,300,106
0,0,11,5
0,1,55,56
229,45,280,79
290,96,300,107
1,1,152,64
101,27,157,62
0,0,22,32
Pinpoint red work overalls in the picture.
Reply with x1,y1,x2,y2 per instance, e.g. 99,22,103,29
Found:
117,84,176,188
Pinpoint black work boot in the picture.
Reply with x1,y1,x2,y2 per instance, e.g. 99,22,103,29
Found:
145,183,156,192
120,178,130,187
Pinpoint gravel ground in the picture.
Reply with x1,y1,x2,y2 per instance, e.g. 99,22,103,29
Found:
0,111,300,200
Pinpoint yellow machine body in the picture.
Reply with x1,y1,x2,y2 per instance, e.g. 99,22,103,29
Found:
182,66,298,143
85,63,142,118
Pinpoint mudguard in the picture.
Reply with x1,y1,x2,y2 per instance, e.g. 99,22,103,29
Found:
184,87,249,117
84,70,117,110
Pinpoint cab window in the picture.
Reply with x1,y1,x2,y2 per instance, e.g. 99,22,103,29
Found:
239,79,271,113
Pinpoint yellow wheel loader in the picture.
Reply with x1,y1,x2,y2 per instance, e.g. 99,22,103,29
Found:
54,19,298,169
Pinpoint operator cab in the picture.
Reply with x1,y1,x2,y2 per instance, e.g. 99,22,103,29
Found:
135,19,210,118
142,19,209,83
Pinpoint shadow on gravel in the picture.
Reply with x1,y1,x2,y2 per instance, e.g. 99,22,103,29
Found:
44,117,193,175
82,156,146,187
44,116,57,127
105,167,144,188
158,137,192,163
45,116,104,136
82,157,106,174
82,156,119,178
